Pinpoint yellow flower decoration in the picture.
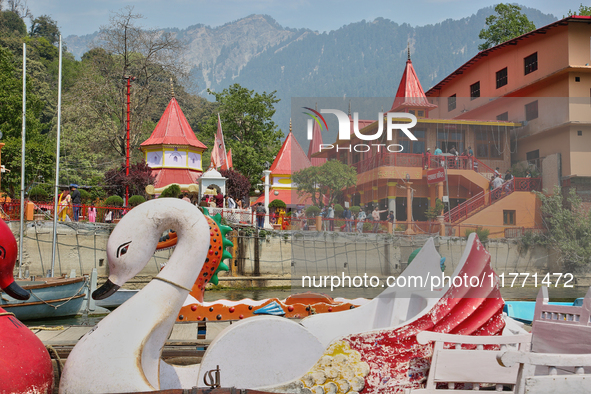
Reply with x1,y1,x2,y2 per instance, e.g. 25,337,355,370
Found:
301,341,369,394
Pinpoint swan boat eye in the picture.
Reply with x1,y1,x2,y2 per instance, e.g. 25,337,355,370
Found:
117,241,131,258
0,246,5,259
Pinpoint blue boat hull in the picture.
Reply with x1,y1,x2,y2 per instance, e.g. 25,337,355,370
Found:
0,277,87,320
95,289,138,309
0,293,86,320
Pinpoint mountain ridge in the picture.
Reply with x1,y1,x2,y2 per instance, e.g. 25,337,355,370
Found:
63,6,557,133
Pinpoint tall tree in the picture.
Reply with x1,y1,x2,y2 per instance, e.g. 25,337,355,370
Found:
30,15,60,45
568,4,591,16
292,160,357,206
0,10,26,36
478,4,536,51
219,169,251,202
201,84,283,186
1,0,31,19
67,6,185,160
0,46,55,196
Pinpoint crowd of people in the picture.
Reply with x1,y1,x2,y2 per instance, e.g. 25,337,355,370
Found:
422,145,476,170
297,203,395,234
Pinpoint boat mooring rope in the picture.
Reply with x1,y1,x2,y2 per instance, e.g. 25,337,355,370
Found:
0,312,15,317
28,278,88,310
45,344,64,381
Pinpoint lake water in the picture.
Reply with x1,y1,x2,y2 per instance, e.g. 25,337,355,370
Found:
24,285,585,327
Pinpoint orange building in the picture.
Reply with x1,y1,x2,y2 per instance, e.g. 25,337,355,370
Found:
314,51,541,238
426,15,591,201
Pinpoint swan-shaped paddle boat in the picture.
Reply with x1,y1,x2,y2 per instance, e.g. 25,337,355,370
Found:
60,199,520,393
0,218,54,394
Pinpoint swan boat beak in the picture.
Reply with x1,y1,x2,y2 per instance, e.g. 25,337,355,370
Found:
92,279,120,300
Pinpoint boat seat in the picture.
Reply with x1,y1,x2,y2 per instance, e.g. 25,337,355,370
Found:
406,331,531,393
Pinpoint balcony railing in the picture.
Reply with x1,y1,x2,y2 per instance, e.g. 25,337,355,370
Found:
351,152,496,179
444,177,542,224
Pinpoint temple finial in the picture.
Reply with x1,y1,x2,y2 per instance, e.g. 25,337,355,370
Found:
289,118,292,133
170,77,175,97
407,43,411,61
315,102,318,111
348,100,351,117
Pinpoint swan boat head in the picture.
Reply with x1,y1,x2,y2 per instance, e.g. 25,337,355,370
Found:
93,201,228,298
61,199,233,393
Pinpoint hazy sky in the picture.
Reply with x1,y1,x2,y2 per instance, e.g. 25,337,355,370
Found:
26,0,585,38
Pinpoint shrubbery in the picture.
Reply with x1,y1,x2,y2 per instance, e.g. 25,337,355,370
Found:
305,206,321,217
104,195,123,207
128,195,146,207
159,184,181,198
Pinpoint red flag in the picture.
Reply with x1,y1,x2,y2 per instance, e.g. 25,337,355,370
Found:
211,114,227,169
221,149,233,171
226,149,233,169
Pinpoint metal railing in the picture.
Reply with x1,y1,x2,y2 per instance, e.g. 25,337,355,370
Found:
351,152,496,179
445,177,542,224
1,200,129,223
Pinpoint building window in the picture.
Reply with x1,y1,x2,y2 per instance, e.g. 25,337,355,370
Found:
497,112,508,121
578,130,583,136
475,127,504,159
525,100,538,121
448,94,456,112
576,76,581,82
496,67,508,88
399,129,425,154
339,149,349,164
503,210,516,225
526,149,539,168
470,82,480,100
524,52,538,75
418,110,425,117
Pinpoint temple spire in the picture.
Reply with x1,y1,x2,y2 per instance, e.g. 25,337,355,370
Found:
348,100,351,117
289,118,292,133
170,77,175,98
407,43,411,61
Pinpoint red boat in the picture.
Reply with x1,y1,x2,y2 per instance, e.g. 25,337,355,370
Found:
0,219,54,394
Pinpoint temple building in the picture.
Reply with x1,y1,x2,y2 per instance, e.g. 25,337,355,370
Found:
141,95,207,196
313,51,541,237
254,122,312,208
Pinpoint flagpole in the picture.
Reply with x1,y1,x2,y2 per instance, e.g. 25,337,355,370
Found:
50,36,63,278
18,43,26,279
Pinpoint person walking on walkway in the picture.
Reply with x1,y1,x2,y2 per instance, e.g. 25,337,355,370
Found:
327,203,335,231
372,206,387,233
57,189,70,221
343,206,352,232
70,184,81,221
356,209,366,233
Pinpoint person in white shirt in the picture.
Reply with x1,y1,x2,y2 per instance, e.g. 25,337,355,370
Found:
372,206,387,233
226,195,236,209
356,209,366,233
